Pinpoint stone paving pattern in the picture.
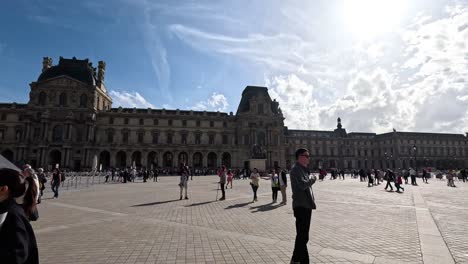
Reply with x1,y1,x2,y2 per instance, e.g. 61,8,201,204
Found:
32,175,468,263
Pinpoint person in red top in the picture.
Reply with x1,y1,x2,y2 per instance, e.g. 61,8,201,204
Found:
395,173,405,193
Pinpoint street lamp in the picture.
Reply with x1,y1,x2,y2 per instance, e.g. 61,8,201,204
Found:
413,145,417,173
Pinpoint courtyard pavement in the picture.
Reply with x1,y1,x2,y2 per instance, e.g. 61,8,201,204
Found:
32,175,468,264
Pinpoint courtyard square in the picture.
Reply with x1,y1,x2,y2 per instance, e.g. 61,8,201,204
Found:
32,175,468,264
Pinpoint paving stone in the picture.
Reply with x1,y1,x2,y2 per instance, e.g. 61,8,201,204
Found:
32,176,468,263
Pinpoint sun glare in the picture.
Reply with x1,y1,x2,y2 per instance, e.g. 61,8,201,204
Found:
343,0,406,37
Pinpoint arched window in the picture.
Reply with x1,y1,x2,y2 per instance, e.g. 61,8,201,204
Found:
80,94,87,107
59,92,67,106
38,92,47,106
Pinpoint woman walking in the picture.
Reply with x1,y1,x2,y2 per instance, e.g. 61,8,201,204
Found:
217,165,227,200
250,168,260,202
269,170,280,203
278,168,288,205
0,168,39,263
226,170,233,189
395,174,405,193
179,163,190,200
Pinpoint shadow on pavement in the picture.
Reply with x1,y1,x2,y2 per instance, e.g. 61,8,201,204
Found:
225,201,251,209
131,199,180,207
249,202,282,213
186,201,216,207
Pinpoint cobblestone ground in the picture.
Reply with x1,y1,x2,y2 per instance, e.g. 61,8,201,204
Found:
32,175,468,264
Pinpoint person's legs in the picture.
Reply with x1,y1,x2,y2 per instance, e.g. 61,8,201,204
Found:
280,186,287,204
220,183,225,199
253,185,258,201
184,183,188,199
179,184,183,199
291,207,312,264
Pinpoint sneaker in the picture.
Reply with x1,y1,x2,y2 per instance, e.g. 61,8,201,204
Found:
219,197,225,201
180,196,182,200
185,197,189,200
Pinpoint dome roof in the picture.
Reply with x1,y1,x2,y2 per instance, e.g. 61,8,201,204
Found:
37,57,96,85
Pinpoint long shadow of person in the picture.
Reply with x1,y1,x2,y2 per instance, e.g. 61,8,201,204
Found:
249,202,282,213
131,199,180,207
225,201,251,209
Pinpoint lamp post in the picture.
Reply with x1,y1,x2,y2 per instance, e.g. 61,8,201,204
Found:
413,145,417,174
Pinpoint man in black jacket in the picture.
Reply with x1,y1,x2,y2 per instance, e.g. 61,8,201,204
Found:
290,148,316,264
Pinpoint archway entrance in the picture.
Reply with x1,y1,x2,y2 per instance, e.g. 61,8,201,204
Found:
99,151,110,170
163,152,173,168
49,150,62,168
131,151,142,168
147,151,158,169
222,152,231,168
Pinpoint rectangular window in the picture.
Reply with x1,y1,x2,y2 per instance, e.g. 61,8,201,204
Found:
124,118,129,125
195,134,201,144
244,135,249,145
0,129,4,140
123,132,129,143
139,119,144,125
168,119,173,126
109,117,114,124
181,134,187,144
152,133,158,144
209,135,214,145
153,119,158,125
33,128,40,139
258,104,264,114
222,135,228,144
223,122,227,128
167,133,173,144
138,132,144,143
1,113,6,121
182,120,187,127
210,121,214,127
196,120,201,127
107,132,114,143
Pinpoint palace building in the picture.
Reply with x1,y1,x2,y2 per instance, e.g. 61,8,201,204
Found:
1,57,467,171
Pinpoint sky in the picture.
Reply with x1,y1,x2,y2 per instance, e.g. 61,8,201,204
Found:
0,0,468,134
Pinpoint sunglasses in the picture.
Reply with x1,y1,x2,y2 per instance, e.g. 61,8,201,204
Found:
300,154,310,158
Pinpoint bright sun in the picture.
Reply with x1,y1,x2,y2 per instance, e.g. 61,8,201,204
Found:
343,0,406,37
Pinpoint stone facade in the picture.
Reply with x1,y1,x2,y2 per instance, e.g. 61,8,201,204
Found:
1,57,467,171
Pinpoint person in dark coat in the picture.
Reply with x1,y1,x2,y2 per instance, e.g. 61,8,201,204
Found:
290,148,316,264
0,168,39,264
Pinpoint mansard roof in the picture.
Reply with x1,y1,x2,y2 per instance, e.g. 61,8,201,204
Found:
37,57,96,86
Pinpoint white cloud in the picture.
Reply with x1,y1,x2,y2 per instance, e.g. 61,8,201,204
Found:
266,74,320,130
109,90,155,108
192,92,229,112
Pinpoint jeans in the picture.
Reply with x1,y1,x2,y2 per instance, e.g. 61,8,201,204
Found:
291,207,312,264
385,180,393,190
51,183,60,198
395,183,404,192
272,187,279,202
251,184,258,200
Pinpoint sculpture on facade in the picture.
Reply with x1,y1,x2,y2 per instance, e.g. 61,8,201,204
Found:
42,57,52,72
251,144,266,159
98,61,106,82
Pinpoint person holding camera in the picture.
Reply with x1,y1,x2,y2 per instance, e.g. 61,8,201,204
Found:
290,148,316,264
